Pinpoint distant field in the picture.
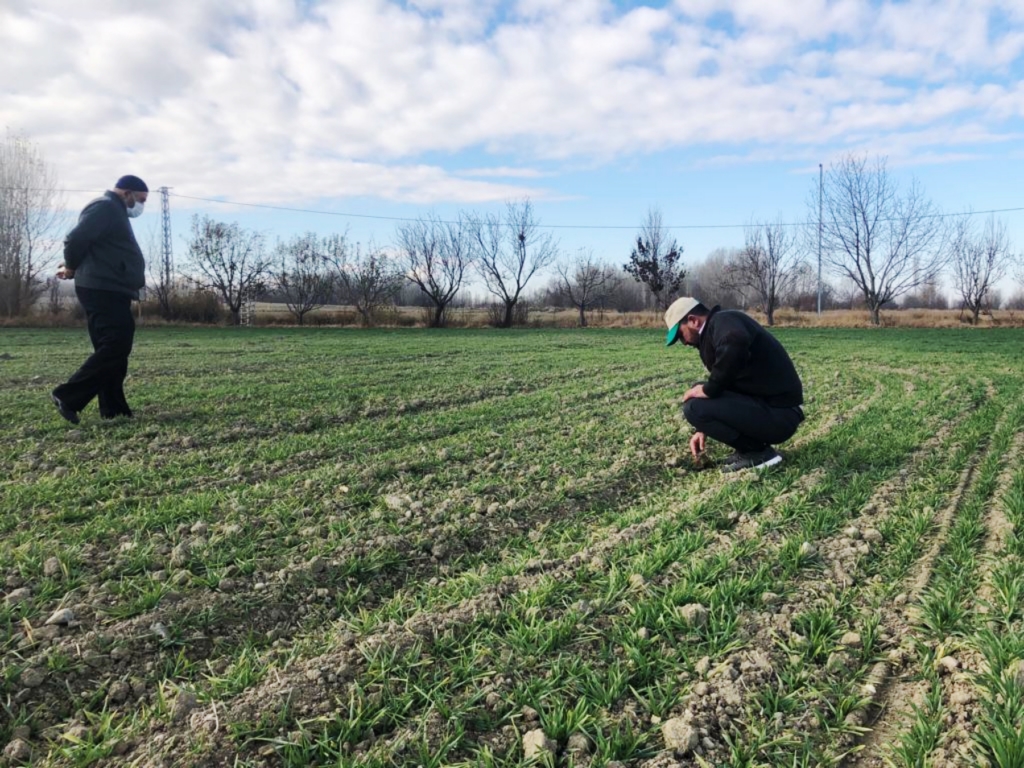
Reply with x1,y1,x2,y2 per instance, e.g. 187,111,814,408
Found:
225,304,1024,329
11,300,1024,330
1,327,1023,767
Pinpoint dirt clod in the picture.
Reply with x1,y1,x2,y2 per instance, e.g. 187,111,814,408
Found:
3,738,32,764
522,728,556,760
107,679,131,703
4,587,32,606
44,607,74,625
567,731,593,755
171,691,199,723
840,631,862,648
680,603,708,628
19,668,45,688
662,717,699,754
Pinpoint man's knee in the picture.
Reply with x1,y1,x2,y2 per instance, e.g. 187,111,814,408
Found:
682,398,708,428
96,331,133,359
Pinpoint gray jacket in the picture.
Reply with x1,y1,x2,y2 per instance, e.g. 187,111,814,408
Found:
64,191,146,299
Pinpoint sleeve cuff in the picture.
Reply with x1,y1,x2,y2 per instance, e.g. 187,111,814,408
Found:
703,379,724,398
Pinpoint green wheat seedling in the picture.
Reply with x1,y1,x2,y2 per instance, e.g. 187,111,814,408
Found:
968,629,1024,768
1,327,1022,766
882,678,946,767
214,369,964,761
986,559,1024,625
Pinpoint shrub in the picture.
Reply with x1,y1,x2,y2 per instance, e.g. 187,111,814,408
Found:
139,291,224,324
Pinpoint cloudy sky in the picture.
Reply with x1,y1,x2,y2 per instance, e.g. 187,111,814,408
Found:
3,0,1024,290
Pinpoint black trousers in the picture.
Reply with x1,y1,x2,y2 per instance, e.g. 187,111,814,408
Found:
53,286,135,417
683,388,803,453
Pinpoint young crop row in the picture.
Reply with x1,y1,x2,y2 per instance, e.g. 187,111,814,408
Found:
0,327,1021,767
863,405,1024,768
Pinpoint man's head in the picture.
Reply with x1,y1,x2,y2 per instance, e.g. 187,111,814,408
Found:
113,175,149,217
664,296,709,347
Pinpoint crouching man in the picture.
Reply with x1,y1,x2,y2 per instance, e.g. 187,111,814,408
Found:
665,297,804,472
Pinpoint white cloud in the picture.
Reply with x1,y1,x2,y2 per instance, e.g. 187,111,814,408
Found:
1,0,1022,206
458,167,550,178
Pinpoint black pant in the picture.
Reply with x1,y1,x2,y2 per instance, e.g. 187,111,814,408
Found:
53,287,135,417
683,388,803,453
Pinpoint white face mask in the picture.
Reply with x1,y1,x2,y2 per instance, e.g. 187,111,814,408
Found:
127,199,145,218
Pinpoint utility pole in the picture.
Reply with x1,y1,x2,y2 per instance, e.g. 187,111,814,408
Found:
159,187,173,289
817,163,823,315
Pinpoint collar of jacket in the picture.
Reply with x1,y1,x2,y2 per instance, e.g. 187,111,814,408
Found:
703,305,722,331
698,305,722,349
104,190,128,212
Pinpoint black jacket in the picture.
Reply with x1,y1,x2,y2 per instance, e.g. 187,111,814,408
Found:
698,307,803,407
64,191,146,299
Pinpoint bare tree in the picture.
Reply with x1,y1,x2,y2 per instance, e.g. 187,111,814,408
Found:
623,207,685,311
950,215,1015,324
471,199,558,328
725,217,800,326
556,248,617,327
45,276,64,315
185,214,272,325
274,232,335,325
396,213,473,327
814,154,949,326
0,130,65,317
326,240,404,326
1014,255,1024,309
685,247,746,308
604,268,652,312
784,261,835,311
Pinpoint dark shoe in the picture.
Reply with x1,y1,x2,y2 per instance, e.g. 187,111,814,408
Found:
720,451,741,466
722,447,782,473
51,393,80,425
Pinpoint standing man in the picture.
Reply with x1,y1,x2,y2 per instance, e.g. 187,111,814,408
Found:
665,297,804,472
51,175,148,424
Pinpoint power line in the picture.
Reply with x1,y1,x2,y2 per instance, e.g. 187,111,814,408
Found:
167,192,452,224
6,186,1024,231
155,193,1024,231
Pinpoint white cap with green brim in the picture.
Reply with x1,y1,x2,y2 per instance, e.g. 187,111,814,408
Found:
664,296,701,346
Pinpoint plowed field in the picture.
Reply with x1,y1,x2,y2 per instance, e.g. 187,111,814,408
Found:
2,327,1023,767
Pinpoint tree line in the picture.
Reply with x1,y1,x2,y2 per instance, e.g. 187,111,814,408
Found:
3,129,1023,327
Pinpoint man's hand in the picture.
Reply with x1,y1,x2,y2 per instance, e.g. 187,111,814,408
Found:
56,266,75,280
682,383,707,402
689,431,706,460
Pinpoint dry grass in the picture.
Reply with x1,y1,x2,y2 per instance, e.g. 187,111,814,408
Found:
247,304,1021,329
4,302,1024,330
762,307,1024,329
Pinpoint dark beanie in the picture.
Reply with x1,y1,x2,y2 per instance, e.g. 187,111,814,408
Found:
115,175,149,192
